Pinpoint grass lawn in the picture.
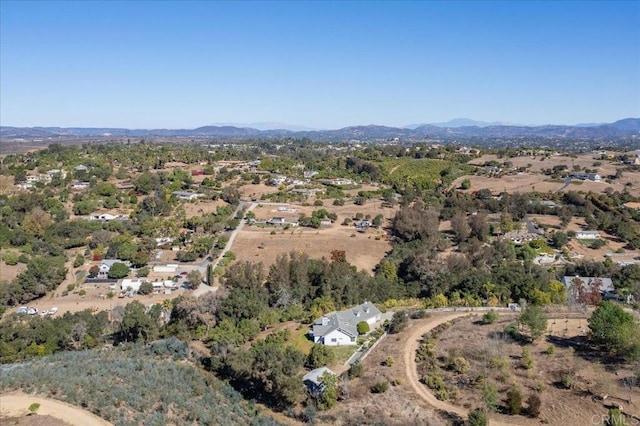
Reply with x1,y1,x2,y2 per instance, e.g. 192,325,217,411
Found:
289,324,315,355
328,345,359,366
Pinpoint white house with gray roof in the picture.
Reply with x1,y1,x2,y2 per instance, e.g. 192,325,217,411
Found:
311,301,381,346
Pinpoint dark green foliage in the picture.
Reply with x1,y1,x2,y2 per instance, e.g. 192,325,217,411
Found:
606,408,626,426
306,343,336,369
589,301,640,360
0,256,67,306
0,343,283,425
116,301,160,344
519,306,547,341
138,281,153,295
108,262,130,279
349,361,364,378
388,311,408,334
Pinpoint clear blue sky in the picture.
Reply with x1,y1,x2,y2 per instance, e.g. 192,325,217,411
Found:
1,1,639,129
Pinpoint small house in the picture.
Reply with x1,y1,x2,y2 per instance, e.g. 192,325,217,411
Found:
303,367,336,397
311,301,381,346
575,230,600,240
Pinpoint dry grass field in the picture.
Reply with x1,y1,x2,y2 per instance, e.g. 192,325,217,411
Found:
460,152,640,197
230,199,397,274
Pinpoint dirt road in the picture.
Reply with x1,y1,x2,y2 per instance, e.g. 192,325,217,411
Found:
0,392,111,426
403,312,519,426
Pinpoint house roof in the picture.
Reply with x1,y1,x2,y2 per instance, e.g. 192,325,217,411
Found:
561,276,614,293
302,367,335,386
312,301,381,339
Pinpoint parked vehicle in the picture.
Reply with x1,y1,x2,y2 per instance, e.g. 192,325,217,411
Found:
26,307,38,315
48,307,58,315
16,306,28,314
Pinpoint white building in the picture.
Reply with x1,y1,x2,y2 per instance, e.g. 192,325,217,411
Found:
575,230,600,239
311,301,381,346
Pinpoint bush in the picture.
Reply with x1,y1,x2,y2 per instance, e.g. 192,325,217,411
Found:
451,356,470,374
371,381,389,393
349,362,364,378
357,321,370,335
482,310,499,324
388,311,408,334
78,289,86,297
28,403,40,412
506,386,523,415
559,371,575,389
521,347,534,370
73,254,85,268
333,198,344,206
382,356,394,367
545,345,555,355
482,383,498,412
606,408,625,426
468,408,487,426
138,281,153,295
3,251,19,266
526,394,541,418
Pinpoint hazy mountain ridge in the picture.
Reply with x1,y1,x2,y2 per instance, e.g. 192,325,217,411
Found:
2,118,638,141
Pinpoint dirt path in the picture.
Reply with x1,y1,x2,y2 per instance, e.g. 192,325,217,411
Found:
403,312,519,426
0,392,111,426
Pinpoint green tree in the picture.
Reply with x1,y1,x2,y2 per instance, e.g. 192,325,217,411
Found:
187,270,203,290
307,343,336,368
138,281,153,295
468,408,488,426
108,262,130,279
506,386,523,414
519,306,547,341
118,301,158,343
589,301,640,360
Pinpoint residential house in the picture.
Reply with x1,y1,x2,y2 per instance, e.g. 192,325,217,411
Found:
71,181,90,190
623,202,640,211
74,165,89,172
303,367,336,396
120,279,143,292
562,276,615,300
575,230,600,239
116,182,135,190
570,172,601,182
172,191,204,201
311,301,381,346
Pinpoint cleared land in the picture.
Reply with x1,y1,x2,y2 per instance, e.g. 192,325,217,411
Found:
231,200,396,274
0,392,111,426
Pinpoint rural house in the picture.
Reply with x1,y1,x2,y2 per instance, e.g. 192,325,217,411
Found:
575,230,601,240
562,276,615,300
311,301,381,346
302,367,336,396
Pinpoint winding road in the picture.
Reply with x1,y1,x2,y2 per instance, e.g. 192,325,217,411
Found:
403,311,519,426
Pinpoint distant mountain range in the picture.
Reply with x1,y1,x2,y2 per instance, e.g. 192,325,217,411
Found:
2,118,639,142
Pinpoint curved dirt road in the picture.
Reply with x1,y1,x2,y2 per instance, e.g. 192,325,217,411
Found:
0,392,111,426
403,312,519,426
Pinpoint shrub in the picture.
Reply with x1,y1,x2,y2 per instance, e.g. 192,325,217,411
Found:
452,356,471,374
388,311,408,334
349,362,364,378
138,281,153,295
545,345,555,355
357,321,370,335
136,267,150,278
78,289,86,297
383,356,395,367
521,347,534,370
506,386,523,415
482,383,499,412
526,394,541,418
3,251,19,265
482,310,499,324
333,198,344,206
607,408,625,426
468,408,487,426
73,254,85,268
28,403,40,412
371,381,389,393
559,371,575,389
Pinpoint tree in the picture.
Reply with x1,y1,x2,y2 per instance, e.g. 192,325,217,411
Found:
526,394,541,418
451,212,471,243
118,301,158,343
388,311,408,334
519,306,547,341
138,281,153,295
589,301,640,360
551,231,569,249
206,263,214,286
317,371,338,410
307,343,336,368
468,212,489,241
187,270,203,290
108,262,130,279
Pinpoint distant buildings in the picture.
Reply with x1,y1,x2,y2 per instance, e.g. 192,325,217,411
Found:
172,191,204,201
574,230,600,240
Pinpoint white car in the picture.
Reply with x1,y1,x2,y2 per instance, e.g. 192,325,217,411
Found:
26,307,38,315
48,307,58,315
16,306,28,314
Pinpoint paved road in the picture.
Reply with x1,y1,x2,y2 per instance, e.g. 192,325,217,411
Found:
193,202,256,297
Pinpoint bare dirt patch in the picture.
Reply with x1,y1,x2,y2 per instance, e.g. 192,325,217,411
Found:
0,392,111,426
0,260,27,283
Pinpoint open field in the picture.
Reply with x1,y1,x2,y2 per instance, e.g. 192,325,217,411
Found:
461,153,640,196
231,200,397,274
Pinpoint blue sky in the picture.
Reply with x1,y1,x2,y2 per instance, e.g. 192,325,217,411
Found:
1,1,639,129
